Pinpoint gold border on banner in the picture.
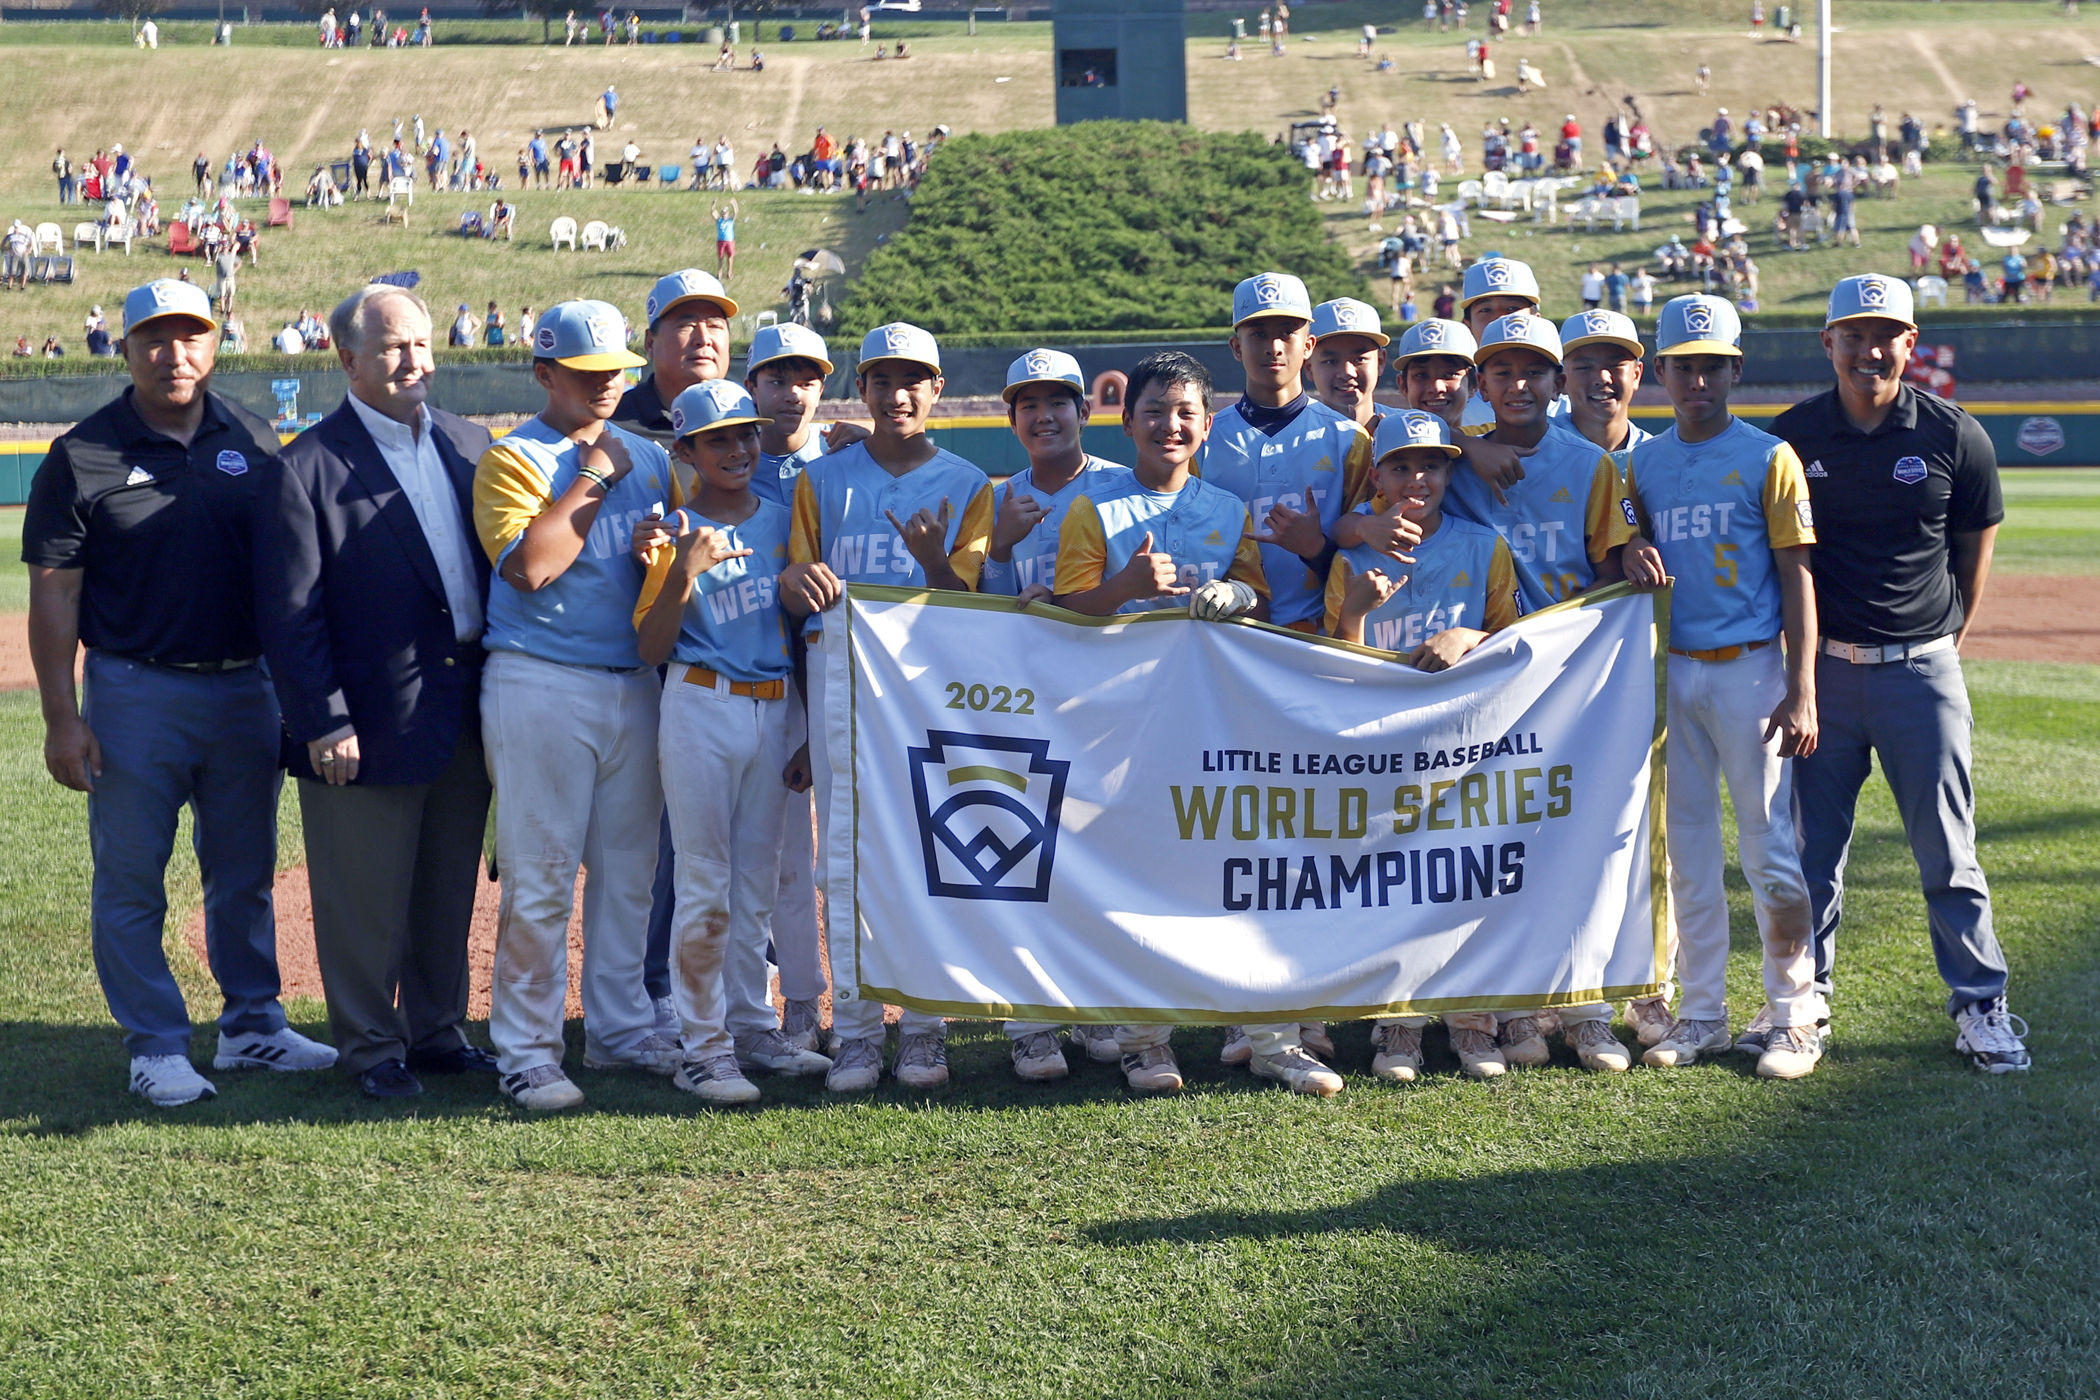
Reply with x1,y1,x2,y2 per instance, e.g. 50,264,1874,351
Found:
843,581,1670,1019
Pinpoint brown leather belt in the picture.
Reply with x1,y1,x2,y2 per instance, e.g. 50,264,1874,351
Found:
1668,638,1773,662
681,665,786,699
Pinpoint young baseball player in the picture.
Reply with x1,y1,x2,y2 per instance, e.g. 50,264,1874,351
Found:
474,300,681,1111
1305,297,1389,434
1557,308,1679,1049
1333,317,1476,563
1052,350,1283,1094
779,322,995,1095
1618,295,1823,1079
632,382,820,1103
1439,310,1638,1075
1456,256,1571,430
1324,409,1520,1081
981,348,1133,1080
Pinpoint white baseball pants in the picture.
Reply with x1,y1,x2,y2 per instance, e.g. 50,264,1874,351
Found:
660,665,796,1058
1666,646,1817,1026
483,650,663,1075
767,681,827,1012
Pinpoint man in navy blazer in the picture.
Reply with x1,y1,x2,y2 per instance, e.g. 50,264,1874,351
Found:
254,284,498,1099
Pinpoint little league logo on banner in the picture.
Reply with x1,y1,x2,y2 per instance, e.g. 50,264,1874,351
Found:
824,586,1669,1023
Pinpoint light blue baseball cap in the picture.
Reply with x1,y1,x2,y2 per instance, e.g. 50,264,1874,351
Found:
1390,317,1479,366
1310,297,1389,347
1372,408,1463,462
1002,347,1086,404
1232,271,1314,328
1654,294,1743,358
670,379,773,438
645,268,738,327
531,299,647,370
1473,311,1564,367
858,321,941,374
1559,308,1644,358
1825,273,1916,329
122,278,216,336
746,321,834,375
1460,256,1542,311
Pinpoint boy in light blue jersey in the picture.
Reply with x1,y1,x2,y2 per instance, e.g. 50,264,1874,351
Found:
979,349,1132,610
635,381,832,1106
780,322,995,1096
1055,353,1354,1101
1619,294,1824,1080
745,321,867,506
1456,256,1573,430
1323,410,1524,1083
1305,296,1390,436
1437,309,1638,1073
1196,272,1373,635
473,299,682,1111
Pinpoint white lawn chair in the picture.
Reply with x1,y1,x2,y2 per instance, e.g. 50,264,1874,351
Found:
550,216,578,250
387,175,415,205
1915,275,1949,308
106,220,135,255
1506,177,1537,213
1482,170,1512,209
1566,195,1603,229
1980,226,2032,249
34,223,62,256
1610,196,1641,231
754,310,778,330
1454,178,1484,207
72,222,102,251
1531,177,1567,223
580,219,610,251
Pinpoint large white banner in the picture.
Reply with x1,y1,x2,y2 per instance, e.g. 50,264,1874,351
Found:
814,585,1668,1023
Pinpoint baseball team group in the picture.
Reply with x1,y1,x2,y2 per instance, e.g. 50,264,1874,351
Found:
21,252,2031,1112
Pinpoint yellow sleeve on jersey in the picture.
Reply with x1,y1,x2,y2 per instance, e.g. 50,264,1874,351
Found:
788,471,822,566
1230,509,1272,600
1586,451,1639,560
1762,443,1817,549
473,440,552,566
948,481,995,590
1342,423,1378,510
1054,495,1108,596
1460,421,1493,437
1483,537,1522,632
632,529,678,631
1322,554,1351,637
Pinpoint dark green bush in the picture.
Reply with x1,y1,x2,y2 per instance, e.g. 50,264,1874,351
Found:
837,122,1359,338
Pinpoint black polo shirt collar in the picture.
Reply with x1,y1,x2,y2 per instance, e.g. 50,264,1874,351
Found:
1820,382,1918,439
112,383,233,449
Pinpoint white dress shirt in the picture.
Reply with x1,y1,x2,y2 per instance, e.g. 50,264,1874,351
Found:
347,392,484,643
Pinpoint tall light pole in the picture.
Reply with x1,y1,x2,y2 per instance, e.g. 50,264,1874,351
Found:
1818,0,1832,138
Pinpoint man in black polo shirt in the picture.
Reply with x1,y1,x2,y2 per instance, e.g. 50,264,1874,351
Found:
22,278,337,1107
1769,274,2029,1073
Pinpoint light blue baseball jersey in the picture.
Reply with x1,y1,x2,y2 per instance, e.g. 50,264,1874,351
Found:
756,433,825,508
634,499,793,682
475,419,675,670
787,440,995,634
1324,512,1521,651
1461,389,1571,429
1195,398,1371,627
1054,474,1267,616
1442,423,1625,613
1623,416,1815,652
977,456,1133,597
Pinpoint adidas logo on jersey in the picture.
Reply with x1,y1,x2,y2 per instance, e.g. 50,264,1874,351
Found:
124,466,154,486
1451,569,1471,585
1719,470,1743,486
1205,529,1224,544
1806,459,1828,478
1313,455,1334,473
1548,486,1573,503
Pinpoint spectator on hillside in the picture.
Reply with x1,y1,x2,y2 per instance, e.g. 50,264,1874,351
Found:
3,221,33,291
1910,224,1939,272
1579,263,1605,310
518,305,535,341
235,218,259,266
1630,265,1657,312
448,303,475,346
484,300,506,346
211,248,240,314
1433,284,1456,319
54,149,75,205
85,321,113,356
489,197,515,241
10,335,28,357
41,335,63,358
1605,262,1630,312
600,84,618,129
275,322,306,354
2003,248,2028,301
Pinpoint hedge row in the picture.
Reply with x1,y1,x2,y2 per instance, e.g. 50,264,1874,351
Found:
835,123,1360,338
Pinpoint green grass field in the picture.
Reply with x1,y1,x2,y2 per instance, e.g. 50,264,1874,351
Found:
0,473,2096,1395
2,1,2099,345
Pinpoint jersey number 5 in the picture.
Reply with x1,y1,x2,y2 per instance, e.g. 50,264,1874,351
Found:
1713,542,1738,588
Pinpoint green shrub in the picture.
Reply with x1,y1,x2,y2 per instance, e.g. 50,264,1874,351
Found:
837,123,1359,338
0,344,534,380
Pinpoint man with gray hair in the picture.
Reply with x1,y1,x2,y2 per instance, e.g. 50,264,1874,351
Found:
253,282,498,1099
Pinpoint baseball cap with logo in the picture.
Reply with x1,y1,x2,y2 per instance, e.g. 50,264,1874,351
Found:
532,299,648,370
122,278,217,337
1001,348,1086,403
1390,317,1480,366
1654,294,1743,358
1310,297,1390,347
1459,256,1542,311
746,321,834,375
857,322,941,374
1373,408,1463,463
644,268,739,327
1559,308,1645,358
1231,272,1314,328
670,380,773,439
1473,311,1564,367
1825,273,1917,330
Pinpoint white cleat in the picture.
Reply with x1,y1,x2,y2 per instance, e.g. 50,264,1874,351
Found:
1755,1024,1825,1080
674,1054,763,1104
130,1055,217,1107
825,1036,884,1093
1067,1024,1122,1064
1251,1046,1344,1098
1643,1017,1734,1069
1219,1025,1252,1066
1010,1030,1070,1082
501,1064,585,1112
736,1028,833,1077
781,997,826,1055
1369,1023,1424,1082
1566,1019,1633,1073
213,1027,338,1072
1624,994,1676,1048
893,1032,950,1089
584,1032,682,1076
